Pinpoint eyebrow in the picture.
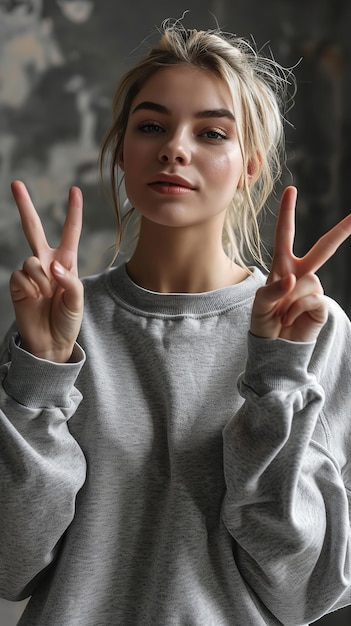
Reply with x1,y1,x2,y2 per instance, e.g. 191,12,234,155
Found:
131,101,235,121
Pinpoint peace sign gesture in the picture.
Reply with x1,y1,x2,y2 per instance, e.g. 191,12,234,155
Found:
250,186,351,342
9,181,84,363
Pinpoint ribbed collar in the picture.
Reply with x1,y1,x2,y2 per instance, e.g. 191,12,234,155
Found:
106,263,266,318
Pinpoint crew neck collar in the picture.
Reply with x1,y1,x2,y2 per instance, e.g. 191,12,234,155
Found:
106,263,266,318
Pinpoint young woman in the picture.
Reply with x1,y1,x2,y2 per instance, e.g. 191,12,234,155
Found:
1,22,351,626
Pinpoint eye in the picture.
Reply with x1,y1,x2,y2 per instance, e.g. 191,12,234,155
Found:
202,128,228,141
138,122,164,134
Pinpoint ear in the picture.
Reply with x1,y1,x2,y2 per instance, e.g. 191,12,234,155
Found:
237,152,262,190
246,151,262,185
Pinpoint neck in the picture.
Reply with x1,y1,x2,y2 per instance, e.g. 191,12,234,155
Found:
126,218,248,293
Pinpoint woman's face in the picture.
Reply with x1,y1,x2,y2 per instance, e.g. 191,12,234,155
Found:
120,65,245,231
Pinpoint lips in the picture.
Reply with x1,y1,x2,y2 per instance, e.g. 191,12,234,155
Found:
148,173,195,190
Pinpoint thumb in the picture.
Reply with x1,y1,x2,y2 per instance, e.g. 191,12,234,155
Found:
51,260,83,314
250,274,296,339
254,274,296,314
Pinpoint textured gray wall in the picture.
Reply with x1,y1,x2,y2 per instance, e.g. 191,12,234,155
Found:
0,1,350,624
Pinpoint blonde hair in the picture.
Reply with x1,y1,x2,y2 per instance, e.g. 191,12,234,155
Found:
100,20,295,267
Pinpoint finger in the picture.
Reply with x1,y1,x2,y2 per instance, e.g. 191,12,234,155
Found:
51,260,84,314
281,293,327,329
22,256,53,298
58,187,83,264
273,186,298,258
298,213,351,276
10,270,40,302
275,273,323,318
253,274,296,315
11,180,50,256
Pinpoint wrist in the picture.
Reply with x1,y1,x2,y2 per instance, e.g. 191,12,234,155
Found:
4,334,85,407
19,340,75,364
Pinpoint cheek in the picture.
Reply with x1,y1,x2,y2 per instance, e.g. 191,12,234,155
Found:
207,152,243,187
123,140,154,175
122,141,136,168
122,153,144,190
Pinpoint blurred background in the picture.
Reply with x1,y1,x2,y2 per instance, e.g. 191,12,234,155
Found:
0,0,350,624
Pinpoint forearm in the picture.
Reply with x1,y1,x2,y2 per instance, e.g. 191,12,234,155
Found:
0,337,87,599
222,333,351,624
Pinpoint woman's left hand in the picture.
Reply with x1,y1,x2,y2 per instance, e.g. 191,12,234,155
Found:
250,186,351,342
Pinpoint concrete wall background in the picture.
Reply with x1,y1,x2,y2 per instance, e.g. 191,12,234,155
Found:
0,1,350,624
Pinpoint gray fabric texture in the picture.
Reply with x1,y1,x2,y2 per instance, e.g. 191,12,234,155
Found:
0,264,350,625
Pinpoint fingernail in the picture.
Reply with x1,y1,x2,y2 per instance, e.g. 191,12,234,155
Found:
53,260,65,276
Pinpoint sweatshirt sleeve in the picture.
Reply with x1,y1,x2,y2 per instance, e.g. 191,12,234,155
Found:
222,321,351,625
0,334,87,601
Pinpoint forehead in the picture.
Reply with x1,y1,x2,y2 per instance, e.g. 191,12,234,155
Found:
131,65,234,113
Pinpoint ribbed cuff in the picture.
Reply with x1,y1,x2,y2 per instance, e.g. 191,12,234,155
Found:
3,335,86,408
242,332,316,395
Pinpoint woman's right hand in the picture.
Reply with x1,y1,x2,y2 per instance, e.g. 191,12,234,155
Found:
9,181,84,363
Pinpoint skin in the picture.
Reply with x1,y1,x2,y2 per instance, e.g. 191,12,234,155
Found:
9,182,83,363
120,66,244,231
120,65,249,294
8,66,351,361
251,185,351,342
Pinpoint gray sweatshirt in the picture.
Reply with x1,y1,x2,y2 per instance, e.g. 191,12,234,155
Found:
0,264,350,626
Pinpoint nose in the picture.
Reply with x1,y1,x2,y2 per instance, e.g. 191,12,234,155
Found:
158,130,191,165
